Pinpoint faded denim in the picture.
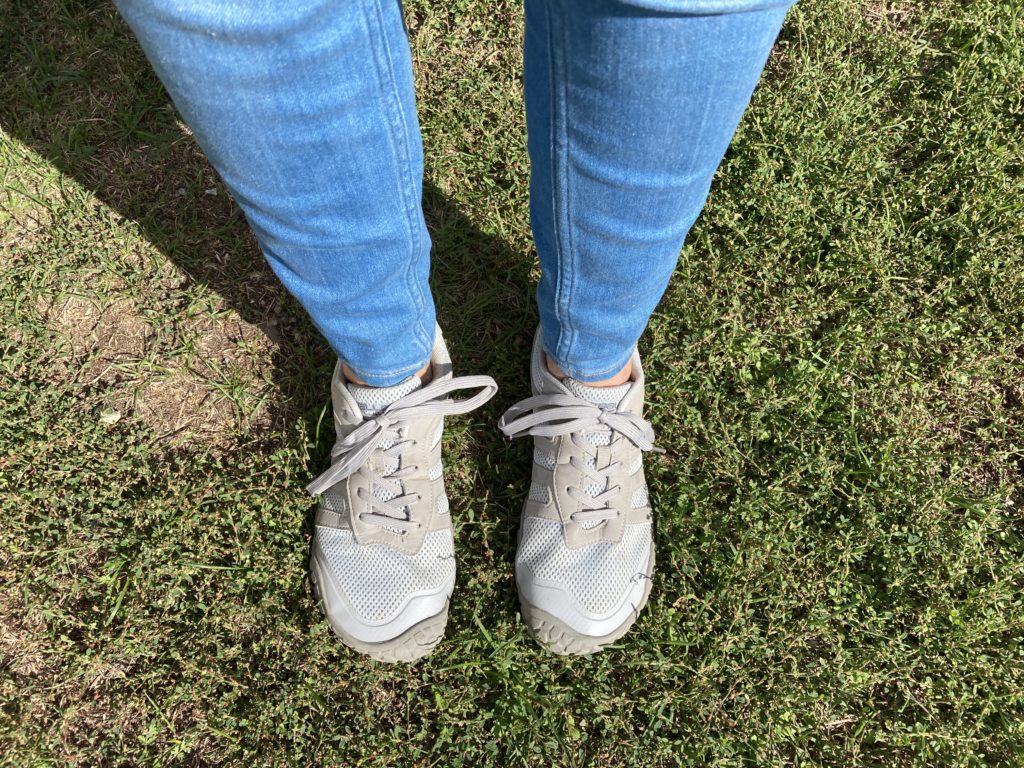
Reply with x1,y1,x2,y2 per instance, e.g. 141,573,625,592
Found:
116,0,791,384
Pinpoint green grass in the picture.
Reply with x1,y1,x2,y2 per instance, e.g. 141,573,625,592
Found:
2,0,1023,765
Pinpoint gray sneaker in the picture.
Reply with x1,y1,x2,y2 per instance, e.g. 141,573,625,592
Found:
307,328,497,662
499,330,661,655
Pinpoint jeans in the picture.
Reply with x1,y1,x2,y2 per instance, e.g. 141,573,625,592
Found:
115,0,791,386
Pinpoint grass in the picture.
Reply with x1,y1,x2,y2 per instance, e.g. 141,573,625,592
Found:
1,0,1023,765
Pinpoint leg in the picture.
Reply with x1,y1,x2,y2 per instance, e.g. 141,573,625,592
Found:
502,0,793,654
525,0,792,381
114,0,434,386
116,0,498,663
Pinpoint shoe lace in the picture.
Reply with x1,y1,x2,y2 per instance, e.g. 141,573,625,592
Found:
498,393,663,523
307,375,497,533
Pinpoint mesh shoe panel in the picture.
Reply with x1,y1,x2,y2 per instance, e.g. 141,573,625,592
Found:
317,527,454,624
534,447,557,470
528,482,551,504
348,376,422,417
563,379,629,407
631,486,649,509
322,488,347,514
517,518,652,616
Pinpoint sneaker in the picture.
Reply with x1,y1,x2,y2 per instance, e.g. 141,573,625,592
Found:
307,327,497,662
498,330,661,655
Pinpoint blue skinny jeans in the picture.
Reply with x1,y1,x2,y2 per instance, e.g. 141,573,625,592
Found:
115,0,791,385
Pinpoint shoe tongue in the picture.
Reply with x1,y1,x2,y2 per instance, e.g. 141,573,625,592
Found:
347,375,422,418
563,378,629,410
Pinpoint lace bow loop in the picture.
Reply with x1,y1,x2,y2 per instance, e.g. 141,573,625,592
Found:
498,393,662,454
306,375,498,499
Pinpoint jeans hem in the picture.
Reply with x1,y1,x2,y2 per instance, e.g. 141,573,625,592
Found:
542,342,637,384
341,353,432,387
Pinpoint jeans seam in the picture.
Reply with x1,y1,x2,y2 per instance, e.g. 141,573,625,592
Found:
364,0,432,359
545,0,577,369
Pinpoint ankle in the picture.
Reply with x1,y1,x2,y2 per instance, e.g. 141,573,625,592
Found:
342,361,431,387
545,355,632,387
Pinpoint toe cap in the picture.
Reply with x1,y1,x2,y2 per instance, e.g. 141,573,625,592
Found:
312,527,454,644
516,517,653,637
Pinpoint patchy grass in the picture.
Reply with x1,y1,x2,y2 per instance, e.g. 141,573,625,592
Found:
2,0,1023,765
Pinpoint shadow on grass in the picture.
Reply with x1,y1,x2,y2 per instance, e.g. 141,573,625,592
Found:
0,1,536,583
